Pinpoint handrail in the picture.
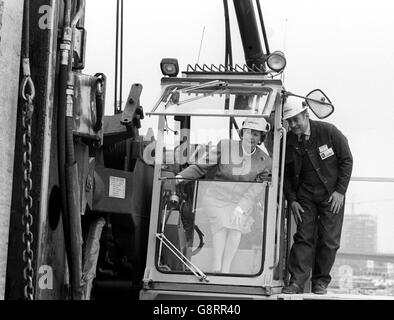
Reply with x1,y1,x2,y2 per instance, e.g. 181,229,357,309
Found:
157,204,168,267
350,177,394,183
156,192,208,282
178,80,227,93
156,233,209,282
270,126,287,269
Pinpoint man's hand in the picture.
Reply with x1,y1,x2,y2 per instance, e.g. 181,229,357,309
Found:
290,201,304,225
231,206,245,225
328,191,344,214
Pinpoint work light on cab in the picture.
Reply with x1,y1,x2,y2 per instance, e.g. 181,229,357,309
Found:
267,51,286,72
160,58,179,77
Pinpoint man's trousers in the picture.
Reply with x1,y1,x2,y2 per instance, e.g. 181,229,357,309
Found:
288,185,345,288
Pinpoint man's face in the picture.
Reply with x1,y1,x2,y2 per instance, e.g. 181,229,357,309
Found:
286,111,309,135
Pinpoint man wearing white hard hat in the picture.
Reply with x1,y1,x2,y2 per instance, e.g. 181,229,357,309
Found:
175,117,272,273
282,96,353,295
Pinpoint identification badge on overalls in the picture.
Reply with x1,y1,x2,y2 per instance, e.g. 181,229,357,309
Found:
319,145,334,160
319,145,328,152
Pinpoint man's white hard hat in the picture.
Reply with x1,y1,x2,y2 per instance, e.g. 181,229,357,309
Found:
242,117,271,132
283,96,308,120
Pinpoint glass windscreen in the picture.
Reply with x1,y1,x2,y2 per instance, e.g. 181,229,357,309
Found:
157,115,273,166
149,84,272,117
156,179,268,276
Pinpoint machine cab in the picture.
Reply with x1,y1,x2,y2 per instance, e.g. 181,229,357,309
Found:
140,65,291,299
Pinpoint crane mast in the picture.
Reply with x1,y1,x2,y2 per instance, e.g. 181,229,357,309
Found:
233,0,268,68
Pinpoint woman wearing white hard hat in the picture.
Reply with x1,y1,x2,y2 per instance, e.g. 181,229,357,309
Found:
176,117,272,273
239,117,271,154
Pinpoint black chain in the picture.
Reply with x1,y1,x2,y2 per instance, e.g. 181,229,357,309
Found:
22,95,35,300
21,0,35,300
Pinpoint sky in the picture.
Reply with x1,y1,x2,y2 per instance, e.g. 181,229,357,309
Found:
84,0,394,253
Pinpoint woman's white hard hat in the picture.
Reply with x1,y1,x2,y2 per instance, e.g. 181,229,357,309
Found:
283,96,308,120
242,117,271,132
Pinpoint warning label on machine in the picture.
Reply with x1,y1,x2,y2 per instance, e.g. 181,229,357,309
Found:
109,176,126,199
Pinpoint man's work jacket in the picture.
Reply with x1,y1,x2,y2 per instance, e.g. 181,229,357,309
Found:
283,119,353,203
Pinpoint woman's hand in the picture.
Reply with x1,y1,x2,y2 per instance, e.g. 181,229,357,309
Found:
231,206,245,225
175,174,183,184
255,169,271,182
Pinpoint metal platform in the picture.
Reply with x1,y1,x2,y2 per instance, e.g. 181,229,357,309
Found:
276,292,394,300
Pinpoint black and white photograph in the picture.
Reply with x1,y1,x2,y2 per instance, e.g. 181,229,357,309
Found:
1,0,394,310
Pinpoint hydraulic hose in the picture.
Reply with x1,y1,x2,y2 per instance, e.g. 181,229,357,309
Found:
223,0,233,67
93,73,105,132
58,1,72,285
58,0,86,299
66,0,86,299
71,0,85,28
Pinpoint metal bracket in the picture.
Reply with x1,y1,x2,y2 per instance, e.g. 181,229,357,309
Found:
121,83,144,128
72,27,87,70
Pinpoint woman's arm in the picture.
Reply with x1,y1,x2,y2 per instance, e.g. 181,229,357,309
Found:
177,140,223,180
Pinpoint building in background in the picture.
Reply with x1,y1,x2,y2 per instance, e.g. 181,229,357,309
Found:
340,214,378,254
330,214,394,295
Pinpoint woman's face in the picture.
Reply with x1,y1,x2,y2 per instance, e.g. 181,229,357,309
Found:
242,129,263,150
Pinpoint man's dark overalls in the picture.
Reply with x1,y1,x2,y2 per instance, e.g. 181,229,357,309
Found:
284,120,353,289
